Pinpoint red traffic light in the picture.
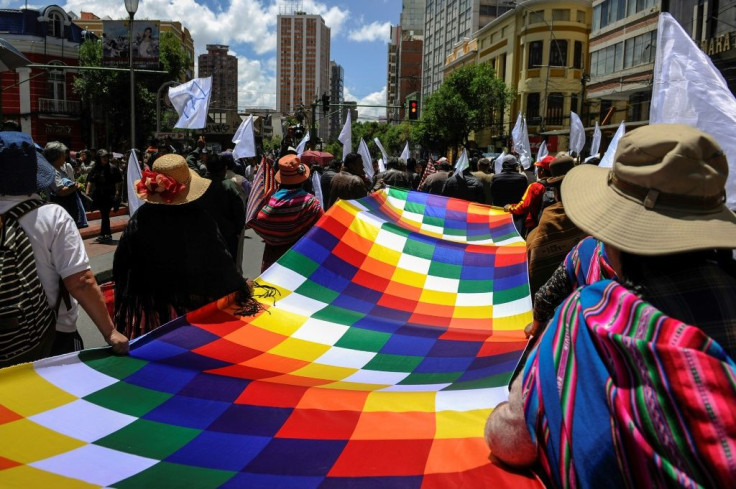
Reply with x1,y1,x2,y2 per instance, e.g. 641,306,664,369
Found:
409,100,418,119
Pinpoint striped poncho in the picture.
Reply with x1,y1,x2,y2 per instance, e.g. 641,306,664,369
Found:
523,280,736,488
249,187,323,247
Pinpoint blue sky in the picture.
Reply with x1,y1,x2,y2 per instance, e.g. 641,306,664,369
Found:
9,0,402,120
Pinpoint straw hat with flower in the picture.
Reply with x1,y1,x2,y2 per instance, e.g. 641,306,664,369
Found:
135,154,210,205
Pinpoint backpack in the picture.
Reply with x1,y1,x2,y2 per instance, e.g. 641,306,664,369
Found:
0,199,57,366
536,181,556,224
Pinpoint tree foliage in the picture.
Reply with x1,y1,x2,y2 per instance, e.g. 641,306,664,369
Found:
415,63,513,155
322,120,414,162
73,32,190,150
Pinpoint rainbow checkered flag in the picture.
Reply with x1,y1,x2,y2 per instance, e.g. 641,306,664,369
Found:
246,156,276,226
0,189,540,488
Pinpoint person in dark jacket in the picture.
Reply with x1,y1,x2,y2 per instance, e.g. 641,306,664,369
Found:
196,153,246,264
85,149,122,243
375,157,412,190
419,158,451,194
326,152,371,209
490,155,528,207
441,168,484,203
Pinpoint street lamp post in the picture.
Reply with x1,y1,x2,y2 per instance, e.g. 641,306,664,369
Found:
125,0,138,151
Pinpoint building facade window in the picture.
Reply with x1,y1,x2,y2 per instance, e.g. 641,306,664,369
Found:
550,40,568,67
546,92,564,125
46,67,65,101
590,42,624,76
528,40,543,68
573,41,583,69
47,11,64,38
624,30,656,69
593,0,654,31
526,92,540,121
529,10,545,24
552,9,570,21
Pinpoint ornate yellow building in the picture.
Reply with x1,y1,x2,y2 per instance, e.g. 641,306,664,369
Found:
445,0,592,152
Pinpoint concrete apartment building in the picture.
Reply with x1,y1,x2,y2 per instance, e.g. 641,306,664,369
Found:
422,0,514,102
329,61,344,140
276,9,331,140
387,25,424,122
198,45,238,113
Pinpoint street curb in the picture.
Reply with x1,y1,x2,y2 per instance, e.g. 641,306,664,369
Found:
95,269,114,285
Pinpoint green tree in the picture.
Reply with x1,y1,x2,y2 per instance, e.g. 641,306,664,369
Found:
418,63,513,155
73,31,190,150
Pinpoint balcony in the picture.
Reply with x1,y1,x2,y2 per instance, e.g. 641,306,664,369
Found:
38,98,81,116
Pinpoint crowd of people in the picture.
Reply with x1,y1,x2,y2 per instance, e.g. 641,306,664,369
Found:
1,120,734,488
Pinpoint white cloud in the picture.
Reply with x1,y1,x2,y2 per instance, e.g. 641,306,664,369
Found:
344,85,387,121
347,21,391,42
234,53,277,109
60,0,349,56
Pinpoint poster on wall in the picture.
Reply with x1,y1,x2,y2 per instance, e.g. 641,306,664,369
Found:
102,20,160,69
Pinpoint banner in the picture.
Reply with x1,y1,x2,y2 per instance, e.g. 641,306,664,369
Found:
102,20,160,69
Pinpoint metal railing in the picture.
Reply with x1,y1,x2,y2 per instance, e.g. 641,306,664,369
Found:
38,98,81,115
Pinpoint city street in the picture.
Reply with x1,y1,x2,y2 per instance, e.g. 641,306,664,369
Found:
77,227,266,348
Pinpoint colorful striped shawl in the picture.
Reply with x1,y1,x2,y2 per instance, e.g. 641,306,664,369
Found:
0,188,542,488
249,188,323,246
523,279,736,488
563,236,615,288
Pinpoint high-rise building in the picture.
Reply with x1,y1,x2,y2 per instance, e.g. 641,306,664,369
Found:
400,0,426,34
386,24,423,121
198,45,238,112
422,1,512,100
276,9,331,140
329,61,344,141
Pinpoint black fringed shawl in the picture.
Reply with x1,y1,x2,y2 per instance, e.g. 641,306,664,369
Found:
113,202,258,339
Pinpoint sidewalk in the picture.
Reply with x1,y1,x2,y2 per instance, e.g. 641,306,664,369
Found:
82,207,129,283
79,207,129,241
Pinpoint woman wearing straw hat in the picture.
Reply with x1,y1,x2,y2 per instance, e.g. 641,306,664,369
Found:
486,124,736,487
113,154,265,339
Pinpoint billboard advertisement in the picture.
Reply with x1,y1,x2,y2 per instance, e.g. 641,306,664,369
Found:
102,20,160,69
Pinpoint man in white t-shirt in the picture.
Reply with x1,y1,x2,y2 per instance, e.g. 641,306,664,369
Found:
0,132,128,358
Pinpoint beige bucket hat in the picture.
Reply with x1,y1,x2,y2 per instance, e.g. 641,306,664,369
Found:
562,124,736,255
135,154,210,205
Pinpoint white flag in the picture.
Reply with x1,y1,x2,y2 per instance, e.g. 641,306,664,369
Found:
232,115,256,160
494,150,507,175
312,169,324,210
536,140,549,162
569,112,585,155
374,137,388,172
400,142,410,162
599,121,626,168
453,148,469,176
169,77,212,130
126,149,143,216
590,121,602,156
511,112,531,169
295,131,310,156
338,111,352,161
358,138,374,180
651,12,736,209
521,117,531,169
